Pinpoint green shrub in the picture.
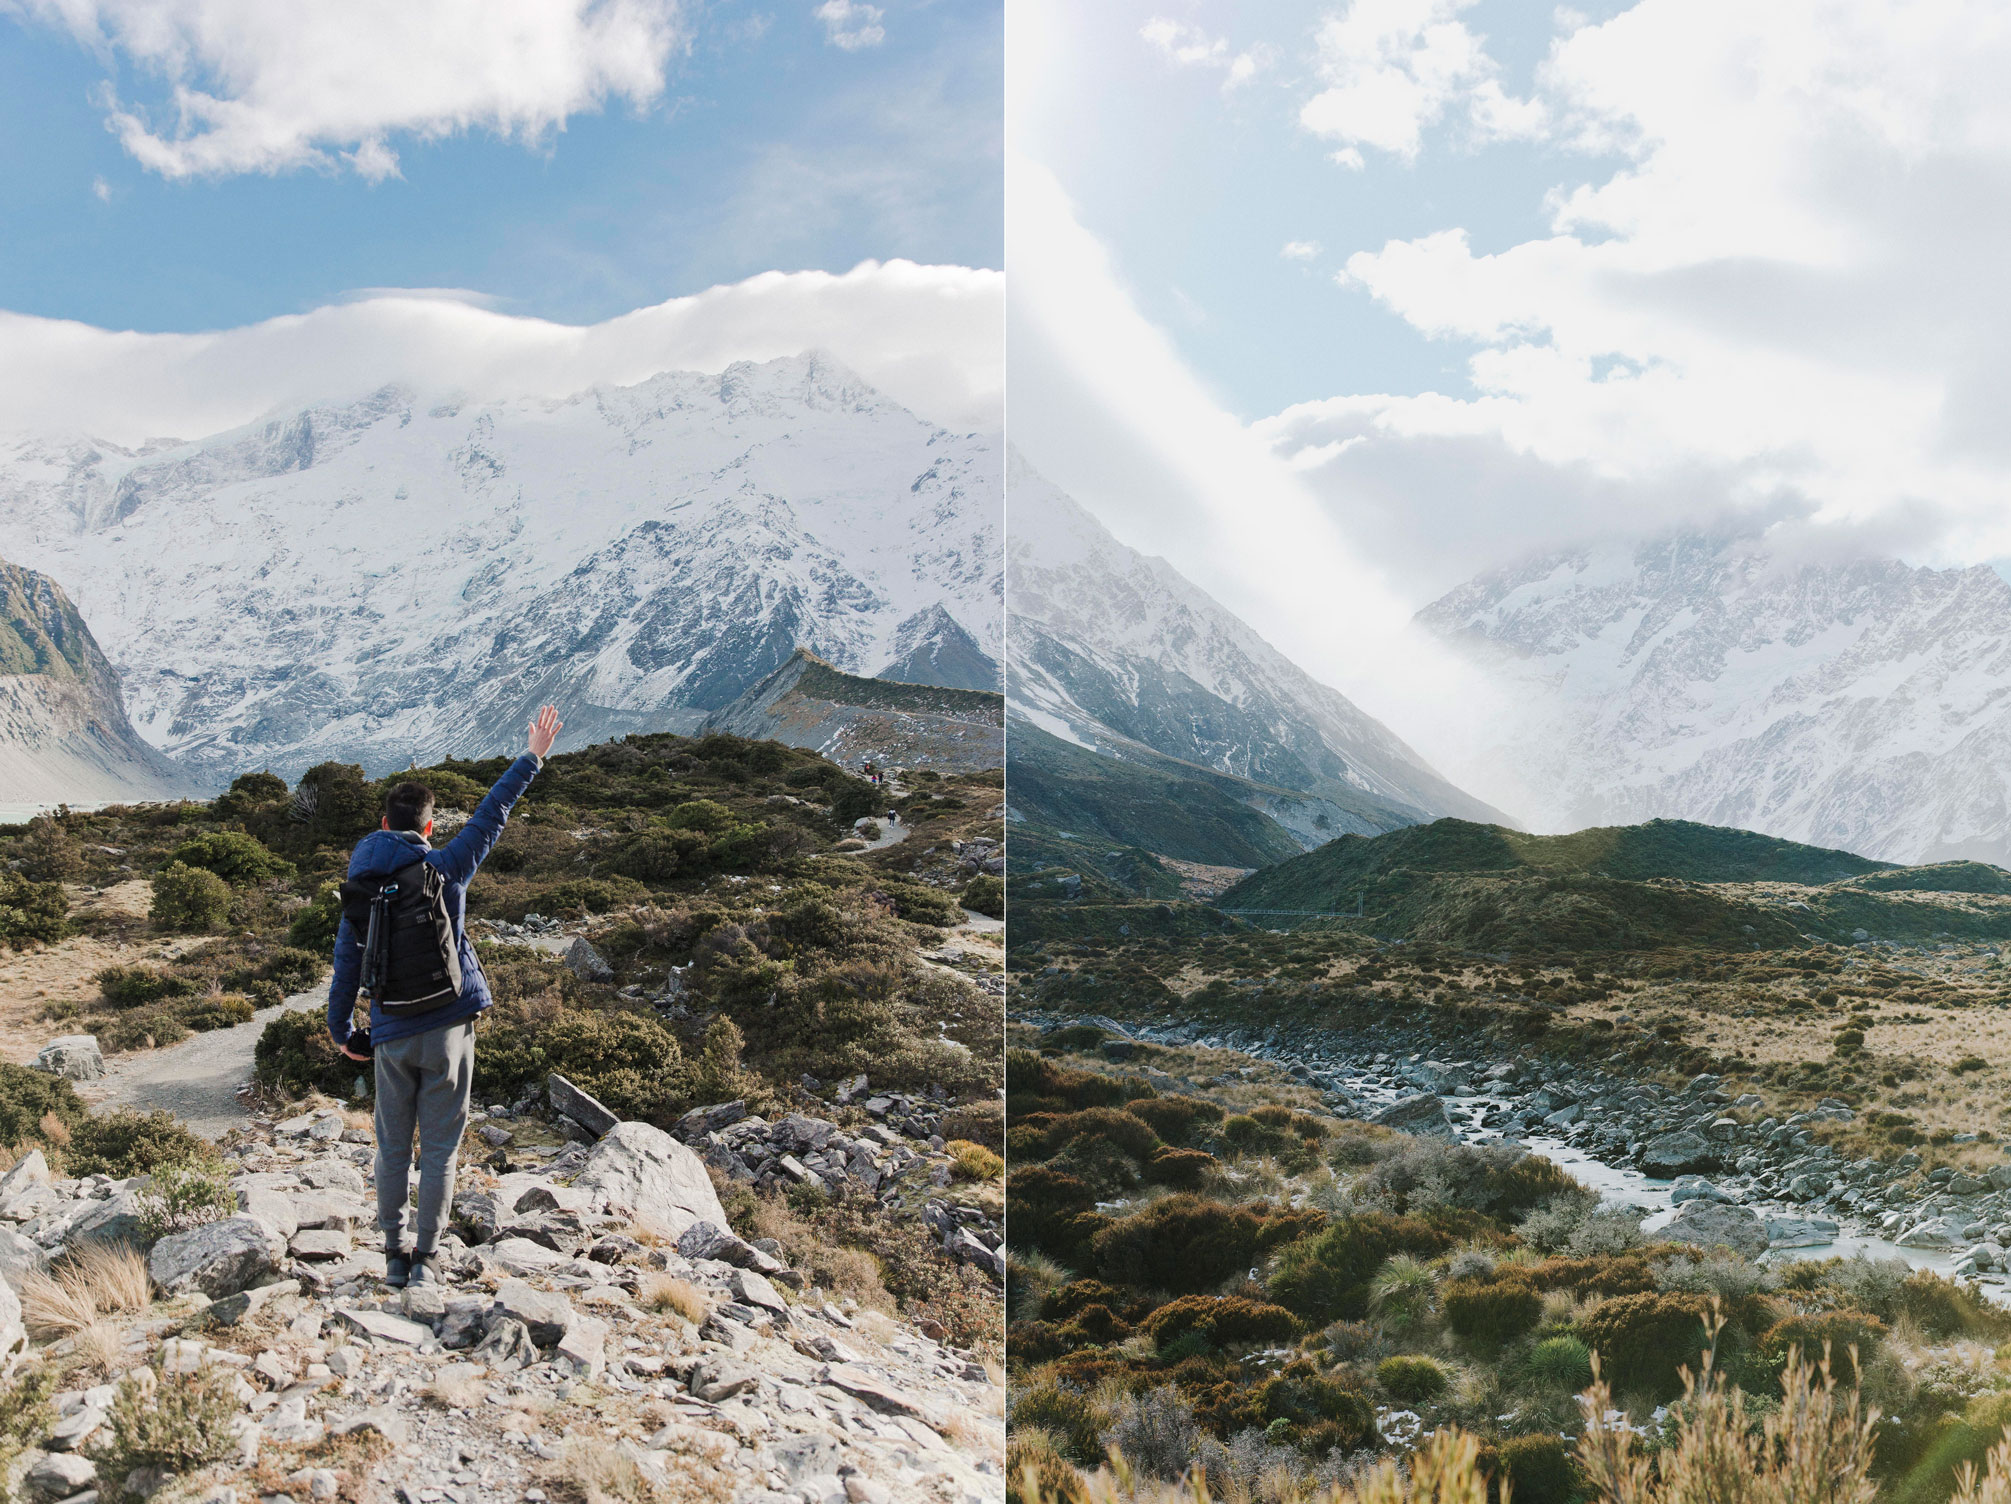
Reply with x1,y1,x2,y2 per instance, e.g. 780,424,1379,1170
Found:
1045,1106,1160,1161
95,965,199,1009
1,1366,57,1497
289,762,375,843
68,1109,218,1178
1496,1433,1578,1504
97,1006,191,1053
287,885,343,952
1008,1384,1103,1468
476,1004,686,1122
1146,1146,1213,1189
0,1061,86,1152
1752,1310,1884,1389
1579,1291,1715,1401
1140,1295,1299,1351
1899,1269,2011,1341
1442,1272,1544,1349
1124,1095,1224,1144
1527,1334,1595,1389
173,994,256,1032
1375,1355,1447,1404
949,1140,1005,1180
137,1157,237,1242
961,874,1003,918
149,861,232,932
537,876,649,916
0,871,70,948
1090,1194,1271,1293
1267,1213,1454,1324
666,799,737,833
90,1354,242,1485
880,882,964,928
169,831,294,886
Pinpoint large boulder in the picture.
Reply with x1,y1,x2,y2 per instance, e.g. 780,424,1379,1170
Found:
0,1269,25,1373
0,1225,48,1285
32,1035,104,1080
574,1121,730,1239
148,1216,287,1298
67,1188,151,1249
1661,1198,1768,1258
547,1073,618,1138
1370,1094,1455,1139
1639,1130,1720,1177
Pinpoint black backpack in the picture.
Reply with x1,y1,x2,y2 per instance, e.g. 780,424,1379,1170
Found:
337,859,463,1015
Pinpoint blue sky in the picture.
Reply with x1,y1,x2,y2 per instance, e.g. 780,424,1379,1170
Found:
0,0,1001,334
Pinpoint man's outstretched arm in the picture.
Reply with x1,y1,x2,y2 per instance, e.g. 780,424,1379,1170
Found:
432,704,563,885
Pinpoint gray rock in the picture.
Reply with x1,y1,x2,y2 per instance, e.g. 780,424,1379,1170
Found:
66,1189,149,1250
1640,1130,1720,1177
0,1224,49,1284
485,1237,565,1276
288,1229,350,1262
729,1268,789,1319
691,1357,759,1402
547,1073,618,1138
0,1149,50,1204
24,1450,97,1501
472,1315,538,1371
204,1279,301,1327
1662,1199,1768,1258
494,1277,575,1345
148,1217,287,1298
574,1121,731,1240
237,1189,299,1241
672,1101,748,1139
822,1363,933,1420
32,1035,104,1081
556,1315,608,1379
1765,1217,1839,1249
335,1306,432,1345
561,937,613,982
1370,1094,1454,1139
1669,1177,1732,1205
1899,1217,1960,1249
0,1264,25,1371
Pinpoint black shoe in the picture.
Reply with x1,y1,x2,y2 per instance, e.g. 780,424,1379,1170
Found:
384,1246,412,1288
409,1250,442,1288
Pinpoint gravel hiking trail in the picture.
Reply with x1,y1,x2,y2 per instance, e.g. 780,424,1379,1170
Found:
78,986,328,1141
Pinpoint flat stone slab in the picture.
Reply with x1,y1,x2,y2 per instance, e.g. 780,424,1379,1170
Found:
335,1306,433,1346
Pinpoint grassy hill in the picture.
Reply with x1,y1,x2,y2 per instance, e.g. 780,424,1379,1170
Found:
1219,817,1892,912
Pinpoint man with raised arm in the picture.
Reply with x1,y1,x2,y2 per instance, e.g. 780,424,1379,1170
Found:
327,705,563,1288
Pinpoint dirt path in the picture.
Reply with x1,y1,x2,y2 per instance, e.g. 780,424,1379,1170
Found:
77,986,328,1141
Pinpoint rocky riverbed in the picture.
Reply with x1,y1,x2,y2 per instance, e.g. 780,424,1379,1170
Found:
1049,1009,2011,1296
2,1090,1005,1504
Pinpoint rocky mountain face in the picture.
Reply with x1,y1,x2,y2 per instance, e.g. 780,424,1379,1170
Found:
1005,456,1506,858
1419,533,2011,865
0,354,1001,790
0,558,188,811
702,649,1003,774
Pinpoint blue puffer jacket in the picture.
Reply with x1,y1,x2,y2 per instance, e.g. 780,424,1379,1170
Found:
326,753,541,1049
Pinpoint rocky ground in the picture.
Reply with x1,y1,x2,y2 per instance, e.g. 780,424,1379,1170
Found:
1038,1005,2011,1292
1,1087,1006,1504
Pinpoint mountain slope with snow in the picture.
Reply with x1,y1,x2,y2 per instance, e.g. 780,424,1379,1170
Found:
1006,456,1507,857
0,557,188,811
0,354,1000,788
1419,534,2011,864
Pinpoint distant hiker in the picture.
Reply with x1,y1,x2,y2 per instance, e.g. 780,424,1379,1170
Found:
327,704,564,1289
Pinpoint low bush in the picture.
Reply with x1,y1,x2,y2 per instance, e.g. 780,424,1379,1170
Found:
67,1109,218,1178
287,885,342,952
1527,1334,1595,1389
939,1100,1004,1151
149,861,232,932
91,1354,242,1485
1496,1433,1577,1504
1375,1354,1448,1404
136,1157,237,1242
1267,1213,1454,1324
96,965,199,1009
169,831,294,886
1579,1291,1715,1401
961,874,1003,918
1091,1194,1280,1293
0,1061,85,1152
1045,1106,1160,1161
1124,1095,1224,1145
948,1139,1004,1180
1140,1295,1299,1351
475,1003,686,1123
1008,1384,1103,1468
253,1009,358,1099
1146,1146,1213,1189
1443,1272,1544,1349
0,871,70,948
1752,1310,1885,1389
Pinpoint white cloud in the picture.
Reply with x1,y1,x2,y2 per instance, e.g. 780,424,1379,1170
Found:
815,0,885,50
1006,152,1502,779
10,0,686,179
1299,0,1541,162
1140,17,1274,92
1295,0,2011,569
1281,239,1321,260
0,260,1001,443
89,176,110,201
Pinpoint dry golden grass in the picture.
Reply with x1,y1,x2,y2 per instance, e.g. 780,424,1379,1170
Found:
75,1243,153,1314
64,1320,130,1378
21,1243,153,1337
625,1215,674,1248
637,1274,708,1325
940,1407,997,1453
423,1366,488,1409
38,1112,71,1148
19,1270,97,1338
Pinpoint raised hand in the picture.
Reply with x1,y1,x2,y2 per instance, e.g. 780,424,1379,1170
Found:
527,704,563,761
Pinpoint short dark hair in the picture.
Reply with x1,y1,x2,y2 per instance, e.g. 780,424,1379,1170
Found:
384,781,435,832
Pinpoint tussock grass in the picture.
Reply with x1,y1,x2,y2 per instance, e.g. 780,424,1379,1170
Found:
638,1274,709,1325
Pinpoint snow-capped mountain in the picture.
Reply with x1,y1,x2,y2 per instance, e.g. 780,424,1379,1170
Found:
0,354,1000,788
1419,533,2011,864
0,557,188,812
1007,454,1506,846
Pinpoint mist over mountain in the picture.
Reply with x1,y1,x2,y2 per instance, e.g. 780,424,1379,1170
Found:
0,353,1000,789
1005,456,1505,863
1421,532,2011,865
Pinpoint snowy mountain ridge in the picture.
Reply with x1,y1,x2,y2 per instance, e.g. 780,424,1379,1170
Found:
1419,532,2011,864
0,353,1001,787
1007,454,1506,845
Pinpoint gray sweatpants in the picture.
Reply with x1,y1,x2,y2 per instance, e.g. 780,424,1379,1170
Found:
373,1019,475,1252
